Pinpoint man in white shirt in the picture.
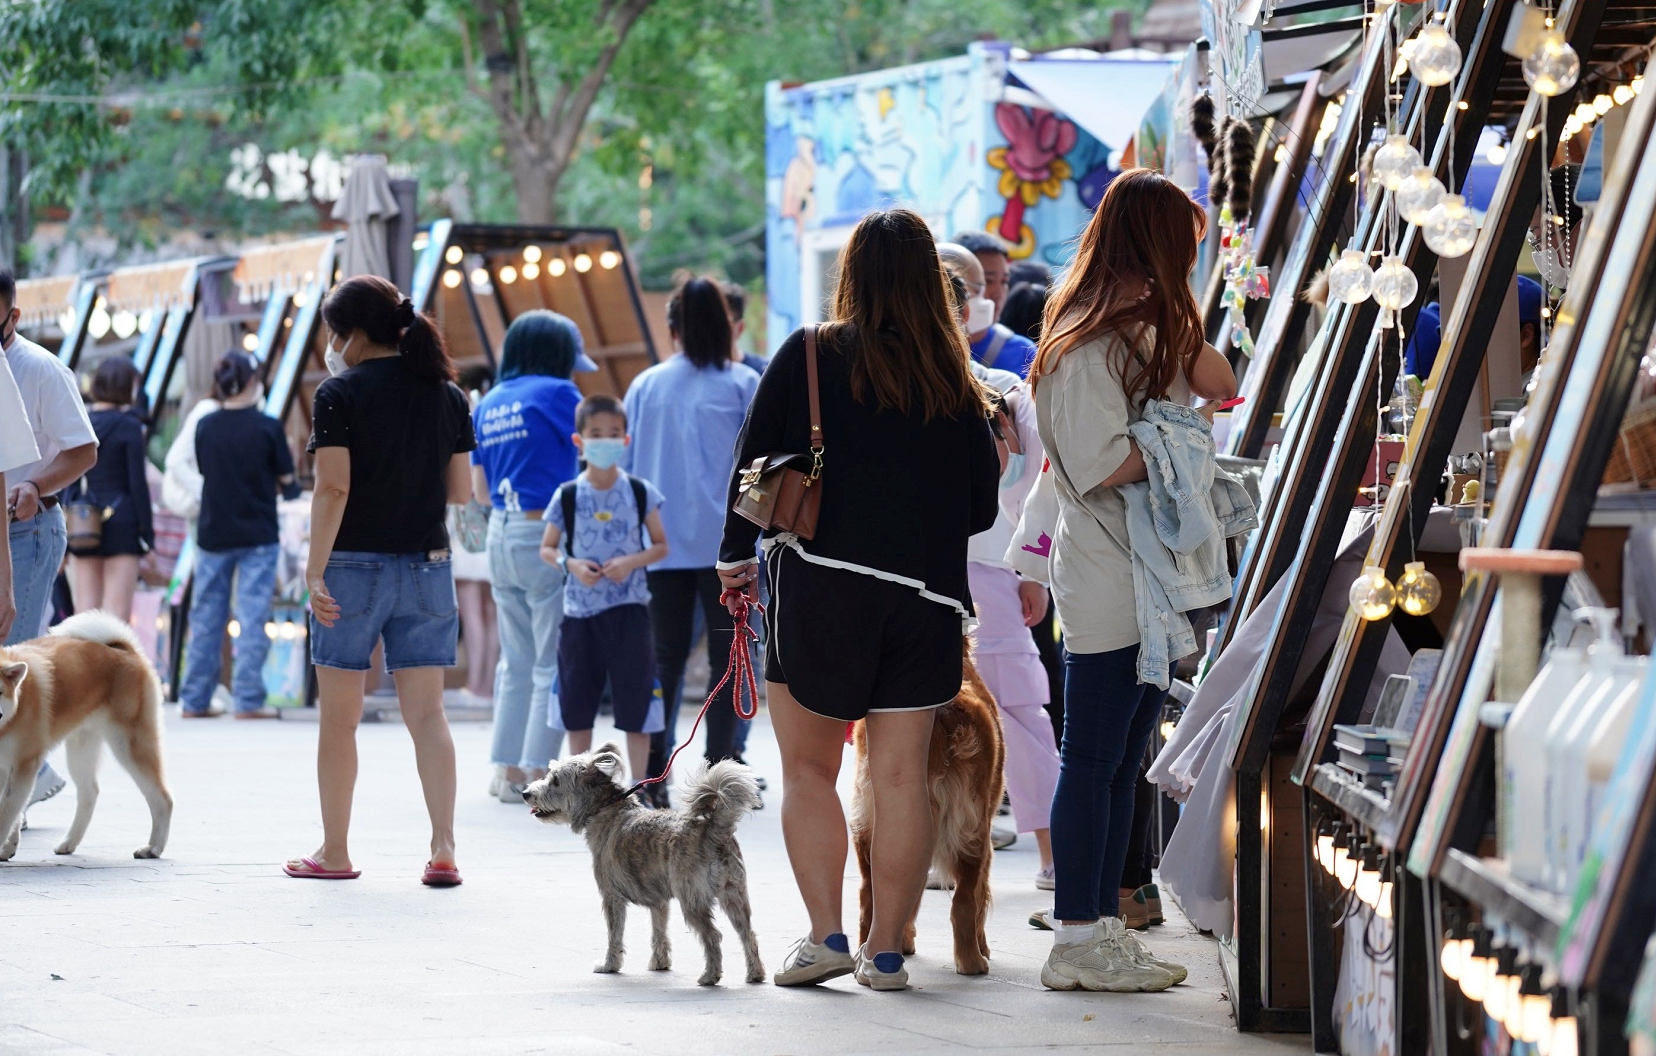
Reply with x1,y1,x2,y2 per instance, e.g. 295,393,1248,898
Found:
2,268,98,645
2,269,98,811
0,350,41,640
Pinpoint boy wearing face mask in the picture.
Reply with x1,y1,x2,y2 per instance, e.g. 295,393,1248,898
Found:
541,395,669,784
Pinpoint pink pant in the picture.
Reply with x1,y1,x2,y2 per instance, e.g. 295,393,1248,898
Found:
968,562,1060,834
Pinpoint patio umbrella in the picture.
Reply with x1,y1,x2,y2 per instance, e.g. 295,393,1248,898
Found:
331,154,401,282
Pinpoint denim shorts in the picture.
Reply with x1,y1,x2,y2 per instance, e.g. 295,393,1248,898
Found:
310,551,459,672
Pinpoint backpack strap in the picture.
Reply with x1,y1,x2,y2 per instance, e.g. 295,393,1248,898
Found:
557,479,579,552
628,474,650,549
981,323,1013,367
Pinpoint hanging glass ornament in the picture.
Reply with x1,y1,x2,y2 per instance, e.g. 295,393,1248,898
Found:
1397,166,1447,225
1522,30,1581,97
1396,561,1443,616
1423,194,1478,258
1350,566,1398,621
1328,247,1375,304
1371,135,1423,191
1410,20,1463,87
1371,256,1419,311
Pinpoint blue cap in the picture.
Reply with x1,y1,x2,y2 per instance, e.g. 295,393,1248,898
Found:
1516,275,1542,327
572,331,600,374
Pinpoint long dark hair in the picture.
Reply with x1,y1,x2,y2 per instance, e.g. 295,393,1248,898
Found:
666,274,733,370
1000,281,1048,343
321,274,454,382
1031,169,1206,401
825,208,985,422
500,309,582,381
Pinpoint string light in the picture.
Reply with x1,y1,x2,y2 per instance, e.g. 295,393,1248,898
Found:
573,253,593,273
111,309,138,339
1460,927,1496,1003
522,262,540,280
498,264,518,285
523,245,542,263
1440,916,1471,983
444,245,463,265
1593,93,1613,115
1549,987,1579,1056
470,267,489,287
442,269,462,289
1485,947,1519,1024
241,333,259,352
1614,83,1635,105
1350,566,1397,620
1396,560,1443,615
549,258,568,278
1354,847,1383,907
598,249,622,270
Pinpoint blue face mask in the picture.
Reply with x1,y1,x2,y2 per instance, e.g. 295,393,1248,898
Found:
999,450,1027,490
582,437,625,470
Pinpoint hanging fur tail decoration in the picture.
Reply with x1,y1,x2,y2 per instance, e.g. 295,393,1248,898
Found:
1224,116,1258,221
1191,94,1227,210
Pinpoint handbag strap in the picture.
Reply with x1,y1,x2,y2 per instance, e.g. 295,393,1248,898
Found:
805,325,823,450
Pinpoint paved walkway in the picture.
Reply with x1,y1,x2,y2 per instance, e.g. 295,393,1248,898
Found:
2,710,1308,1055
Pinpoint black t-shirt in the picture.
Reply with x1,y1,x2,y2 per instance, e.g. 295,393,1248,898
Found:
196,406,298,551
306,356,475,554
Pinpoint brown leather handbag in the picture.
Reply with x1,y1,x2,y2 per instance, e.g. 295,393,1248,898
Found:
65,477,111,554
733,325,824,538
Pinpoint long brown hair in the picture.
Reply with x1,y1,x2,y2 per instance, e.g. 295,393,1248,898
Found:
821,208,987,422
1030,169,1207,401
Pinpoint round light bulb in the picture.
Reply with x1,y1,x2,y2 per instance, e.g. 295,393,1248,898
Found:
1356,865,1382,907
1371,134,1423,191
1335,847,1360,890
227,620,241,639
264,621,278,639
88,306,111,339
1614,84,1635,105
1575,102,1598,125
1522,30,1580,97
573,253,593,273
290,290,309,309
444,245,463,265
1328,247,1375,304
498,264,518,285
1460,945,1494,1003
1441,937,1468,982
138,310,155,332
1486,961,1516,1023
58,307,77,334
1396,560,1443,616
442,269,462,289
1593,93,1613,115
1349,566,1397,621
1376,880,1394,919
1423,193,1478,258
1316,834,1336,874
549,258,568,278
1397,166,1447,225
1486,141,1509,166
111,309,138,339
1520,991,1552,1046
598,249,622,270
470,267,489,287
280,621,298,640
523,245,542,263
1410,20,1463,87
241,332,259,352
521,261,540,280
1371,256,1419,311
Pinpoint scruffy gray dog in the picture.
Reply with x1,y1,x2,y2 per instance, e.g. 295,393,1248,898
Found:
523,744,765,986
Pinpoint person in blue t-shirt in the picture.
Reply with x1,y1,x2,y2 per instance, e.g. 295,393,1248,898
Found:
954,230,1038,378
1405,275,1544,380
470,310,599,802
542,395,669,786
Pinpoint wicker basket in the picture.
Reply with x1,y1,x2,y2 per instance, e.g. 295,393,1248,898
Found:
1603,396,1656,487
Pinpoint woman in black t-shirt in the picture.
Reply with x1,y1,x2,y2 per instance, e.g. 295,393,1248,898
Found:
68,356,152,625
285,275,475,886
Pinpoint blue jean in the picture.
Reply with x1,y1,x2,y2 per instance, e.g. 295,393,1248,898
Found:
7,507,67,646
180,543,280,714
1050,645,1165,922
487,511,566,772
309,552,459,671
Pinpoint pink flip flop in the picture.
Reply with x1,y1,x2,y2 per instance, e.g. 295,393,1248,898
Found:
421,862,463,887
283,856,361,880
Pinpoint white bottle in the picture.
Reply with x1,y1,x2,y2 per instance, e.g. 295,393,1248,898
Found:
1540,609,1624,893
1581,661,1652,866
1502,643,1587,885
1554,658,1645,893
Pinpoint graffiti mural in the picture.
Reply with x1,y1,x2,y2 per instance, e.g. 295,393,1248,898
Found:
766,42,1117,340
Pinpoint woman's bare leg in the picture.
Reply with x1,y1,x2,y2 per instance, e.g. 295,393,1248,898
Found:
626,731,651,784
100,554,140,624
768,681,850,944
288,665,366,873
73,556,103,617
861,707,938,957
456,580,490,697
567,729,594,755
393,666,457,868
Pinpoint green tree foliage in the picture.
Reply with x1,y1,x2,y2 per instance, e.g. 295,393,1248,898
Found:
1,0,1146,287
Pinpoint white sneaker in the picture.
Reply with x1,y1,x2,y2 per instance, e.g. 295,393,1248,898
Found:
1110,919,1188,984
991,823,1016,850
488,766,505,798
1035,866,1055,891
773,934,855,986
497,779,528,804
854,946,910,991
1040,922,1176,992
1029,908,1060,931
29,763,66,807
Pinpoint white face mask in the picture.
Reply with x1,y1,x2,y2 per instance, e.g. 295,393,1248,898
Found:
324,334,354,377
967,296,996,335
1533,244,1572,289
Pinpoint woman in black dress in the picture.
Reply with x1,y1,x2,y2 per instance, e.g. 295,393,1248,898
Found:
69,356,152,624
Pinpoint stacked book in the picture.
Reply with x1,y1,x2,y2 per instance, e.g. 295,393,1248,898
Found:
1332,725,1408,794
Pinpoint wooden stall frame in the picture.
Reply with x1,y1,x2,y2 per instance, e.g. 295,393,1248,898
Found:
56,280,96,370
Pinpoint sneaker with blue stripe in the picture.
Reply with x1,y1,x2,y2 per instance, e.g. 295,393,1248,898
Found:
855,946,909,991
774,933,854,986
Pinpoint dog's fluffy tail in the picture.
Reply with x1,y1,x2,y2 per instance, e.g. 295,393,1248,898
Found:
50,610,145,654
681,760,761,836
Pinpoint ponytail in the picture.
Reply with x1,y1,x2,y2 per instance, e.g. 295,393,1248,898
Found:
322,274,455,382
666,273,733,370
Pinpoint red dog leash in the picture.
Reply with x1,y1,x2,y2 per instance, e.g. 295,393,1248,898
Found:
621,588,762,800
